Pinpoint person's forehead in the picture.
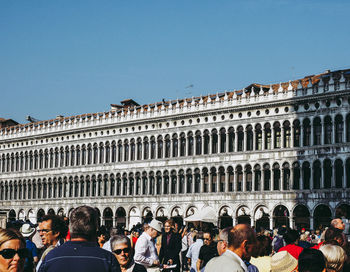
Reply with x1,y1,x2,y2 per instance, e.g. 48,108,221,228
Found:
114,243,129,249
41,220,52,227
204,233,211,238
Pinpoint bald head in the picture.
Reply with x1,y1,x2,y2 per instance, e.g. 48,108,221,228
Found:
331,219,345,231
229,224,256,249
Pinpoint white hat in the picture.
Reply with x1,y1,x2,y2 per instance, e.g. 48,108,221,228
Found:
20,223,35,237
149,219,162,233
271,251,298,272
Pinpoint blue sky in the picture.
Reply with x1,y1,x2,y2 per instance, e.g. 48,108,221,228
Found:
1,0,349,123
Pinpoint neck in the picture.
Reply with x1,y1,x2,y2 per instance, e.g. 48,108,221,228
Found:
71,237,89,242
228,247,243,259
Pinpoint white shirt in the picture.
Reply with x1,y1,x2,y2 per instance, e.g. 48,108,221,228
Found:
225,250,248,272
102,239,111,252
186,239,203,271
134,231,159,267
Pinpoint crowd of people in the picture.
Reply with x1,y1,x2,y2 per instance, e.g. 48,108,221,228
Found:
1,205,350,272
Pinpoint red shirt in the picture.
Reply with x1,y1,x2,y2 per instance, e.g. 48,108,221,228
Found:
278,244,304,259
311,241,324,250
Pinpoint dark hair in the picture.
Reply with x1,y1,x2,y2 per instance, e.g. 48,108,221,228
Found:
325,227,343,244
228,224,256,249
298,248,326,272
255,235,272,257
0,228,25,247
41,215,68,239
283,229,299,245
69,206,99,241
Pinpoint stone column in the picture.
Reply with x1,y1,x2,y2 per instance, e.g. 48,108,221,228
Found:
291,121,295,147
218,133,221,153
226,130,230,153
321,116,325,145
289,216,294,229
192,174,196,194
310,117,314,146
320,160,324,189
343,113,347,143
272,127,276,149
269,217,273,230
253,127,257,151
261,170,265,191
290,166,295,190
243,129,247,152
281,127,285,148
300,122,304,147
242,171,246,192
310,164,314,190
200,175,205,193
177,175,181,194
281,169,285,191
332,116,336,144
271,168,274,191
208,134,212,154
310,217,314,231
235,128,239,152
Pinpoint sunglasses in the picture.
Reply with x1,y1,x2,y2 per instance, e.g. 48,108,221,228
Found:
0,248,28,259
113,248,130,255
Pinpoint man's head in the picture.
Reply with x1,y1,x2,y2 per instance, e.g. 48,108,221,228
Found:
146,219,162,239
325,227,344,246
298,248,326,272
283,229,299,245
110,235,132,268
228,224,257,261
203,231,214,246
38,215,67,247
330,218,345,231
217,227,231,255
69,206,99,241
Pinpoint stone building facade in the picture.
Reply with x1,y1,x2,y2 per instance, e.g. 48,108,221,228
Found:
1,69,350,231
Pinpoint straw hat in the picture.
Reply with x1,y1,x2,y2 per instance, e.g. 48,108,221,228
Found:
149,219,163,233
271,251,298,272
20,223,35,237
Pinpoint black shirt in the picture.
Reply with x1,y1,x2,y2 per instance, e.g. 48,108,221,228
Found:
198,242,218,268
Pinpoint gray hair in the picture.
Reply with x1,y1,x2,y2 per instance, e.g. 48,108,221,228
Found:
219,227,232,243
69,206,99,241
109,227,119,237
319,244,347,272
110,235,131,251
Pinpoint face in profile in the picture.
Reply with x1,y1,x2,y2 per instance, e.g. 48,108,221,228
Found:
0,239,26,272
113,242,131,267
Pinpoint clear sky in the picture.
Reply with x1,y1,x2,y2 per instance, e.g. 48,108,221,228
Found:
1,0,349,124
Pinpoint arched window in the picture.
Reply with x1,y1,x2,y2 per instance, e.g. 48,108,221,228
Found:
303,118,311,146
137,138,142,160
194,168,201,193
54,148,59,168
143,138,149,160
155,172,161,195
65,147,70,167
219,167,225,192
292,162,300,190
283,121,291,148
99,143,104,164
263,163,270,191
302,161,311,189
273,163,280,190
180,133,186,156
49,149,54,168
150,137,156,159
210,167,217,192
111,141,117,162
195,131,202,155
130,139,135,161
273,122,281,148
227,166,234,191
324,116,332,144
105,142,110,163
211,130,218,153
335,115,343,143
203,130,210,154
117,141,123,162
335,159,343,188
178,170,185,194
93,144,98,164
34,151,39,169
172,134,178,157
70,146,75,166
323,159,332,189
170,170,177,194
186,169,192,193
313,160,321,189
124,140,129,161
313,117,322,146
220,128,226,153
293,120,301,147
163,171,169,194
254,164,261,191
203,168,209,193
39,151,43,169
29,152,34,170
245,164,252,191
255,124,262,150
129,173,134,195
264,123,271,149
237,126,244,152
246,125,253,151
188,132,194,156
157,136,163,159
87,144,92,164
236,165,243,191
228,127,235,152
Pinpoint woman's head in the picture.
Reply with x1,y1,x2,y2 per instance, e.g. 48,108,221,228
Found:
0,228,26,272
164,219,175,233
319,244,347,272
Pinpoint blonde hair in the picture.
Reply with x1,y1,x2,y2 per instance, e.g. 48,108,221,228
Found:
319,244,347,272
0,228,25,247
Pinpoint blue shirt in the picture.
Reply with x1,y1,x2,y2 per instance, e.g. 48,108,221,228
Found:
38,240,121,272
24,239,37,271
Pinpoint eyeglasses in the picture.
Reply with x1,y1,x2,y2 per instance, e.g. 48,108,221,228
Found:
204,238,211,241
113,248,130,255
38,229,52,234
0,249,28,259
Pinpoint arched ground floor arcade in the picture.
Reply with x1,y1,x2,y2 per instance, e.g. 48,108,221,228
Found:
2,190,350,232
